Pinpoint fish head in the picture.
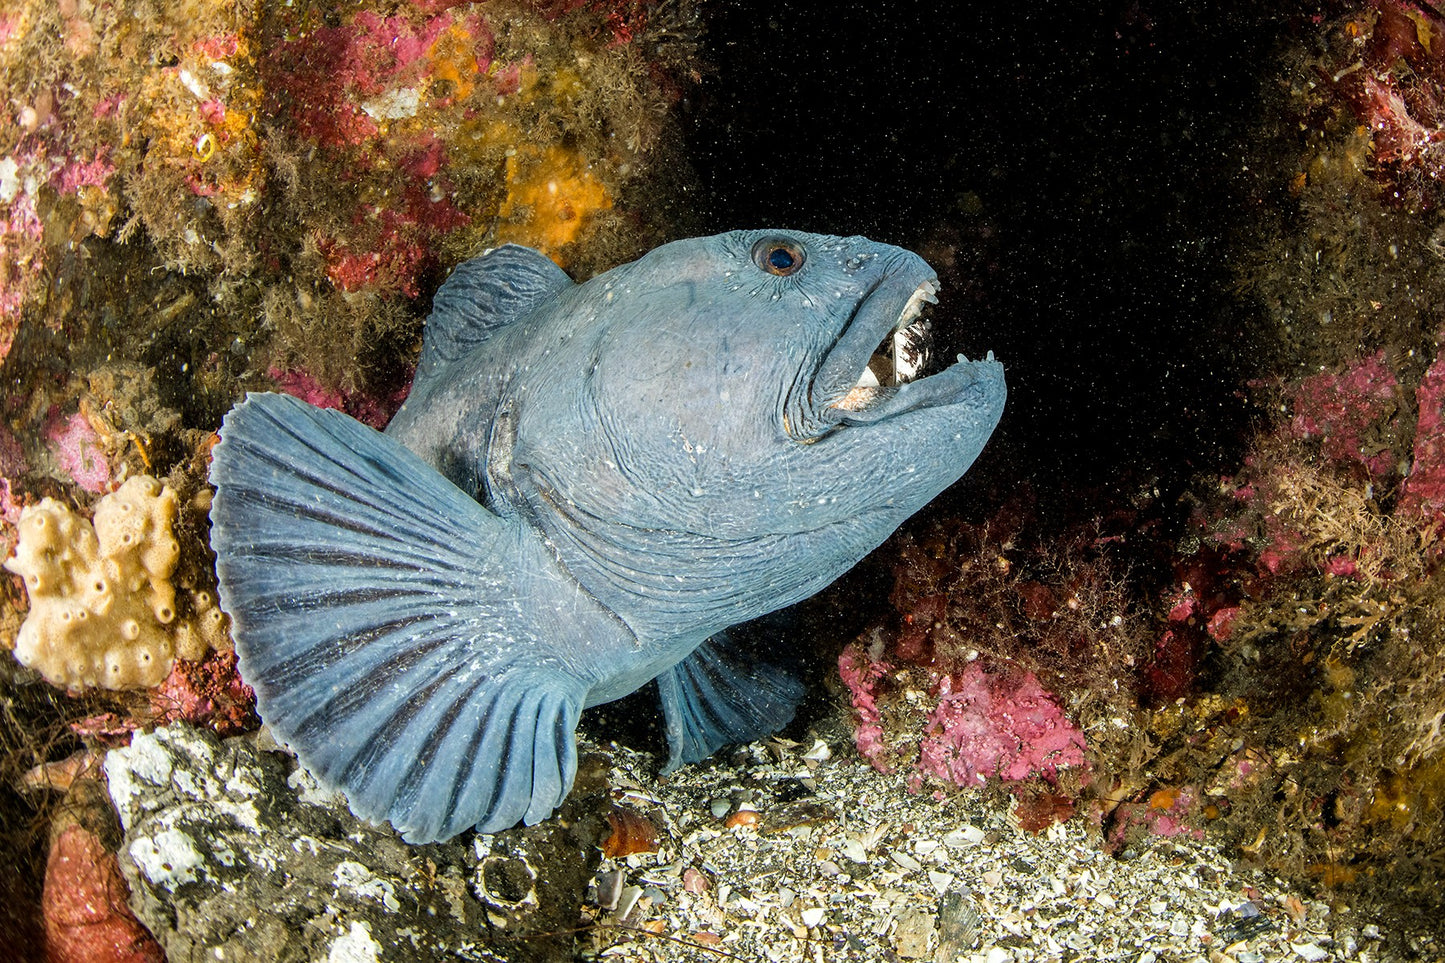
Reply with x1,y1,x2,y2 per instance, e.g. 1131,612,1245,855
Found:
514,229,1006,544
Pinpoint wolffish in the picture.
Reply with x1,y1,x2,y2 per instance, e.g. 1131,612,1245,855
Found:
208,230,1006,843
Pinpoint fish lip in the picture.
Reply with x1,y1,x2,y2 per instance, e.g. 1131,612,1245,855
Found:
803,265,1000,433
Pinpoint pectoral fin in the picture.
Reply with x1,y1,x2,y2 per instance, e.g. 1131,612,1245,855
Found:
209,392,597,842
655,627,807,773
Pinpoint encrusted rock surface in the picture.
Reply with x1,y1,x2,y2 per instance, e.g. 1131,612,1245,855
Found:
91,720,1432,962
103,723,605,962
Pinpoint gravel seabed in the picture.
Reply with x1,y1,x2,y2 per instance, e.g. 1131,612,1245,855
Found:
575,728,1435,963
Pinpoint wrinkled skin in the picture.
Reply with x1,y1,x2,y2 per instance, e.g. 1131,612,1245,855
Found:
390,231,1006,691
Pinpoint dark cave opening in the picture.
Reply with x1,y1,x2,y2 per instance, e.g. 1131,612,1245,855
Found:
683,1,1297,521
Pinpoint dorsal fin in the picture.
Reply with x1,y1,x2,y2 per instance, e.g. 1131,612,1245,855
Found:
414,245,573,392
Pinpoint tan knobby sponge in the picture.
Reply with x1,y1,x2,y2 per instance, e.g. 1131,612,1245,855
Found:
3,476,191,691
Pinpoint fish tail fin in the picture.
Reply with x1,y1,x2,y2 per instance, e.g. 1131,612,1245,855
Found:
209,392,590,841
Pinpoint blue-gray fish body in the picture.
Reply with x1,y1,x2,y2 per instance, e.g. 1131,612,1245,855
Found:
209,230,1005,843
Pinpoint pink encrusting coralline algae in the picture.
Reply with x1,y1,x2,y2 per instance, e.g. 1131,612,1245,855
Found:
837,644,893,772
1400,333,1445,528
916,663,1087,788
839,643,1088,789
1286,350,1400,478
43,823,164,963
268,367,409,430
150,650,257,737
45,411,110,494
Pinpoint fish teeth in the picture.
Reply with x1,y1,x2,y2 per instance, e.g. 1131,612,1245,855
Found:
898,281,938,326
839,280,943,407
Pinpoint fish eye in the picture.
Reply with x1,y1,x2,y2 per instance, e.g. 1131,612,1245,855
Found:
751,237,806,276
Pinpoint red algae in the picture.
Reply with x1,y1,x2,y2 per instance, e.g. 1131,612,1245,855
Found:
1331,0,1445,210
149,649,257,737
43,824,163,963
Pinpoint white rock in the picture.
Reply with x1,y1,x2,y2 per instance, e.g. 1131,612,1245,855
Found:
129,828,204,890
942,825,986,849
360,87,421,120
327,920,381,963
0,157,19,203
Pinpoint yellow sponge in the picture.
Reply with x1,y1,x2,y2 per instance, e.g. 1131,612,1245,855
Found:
4,476,188,691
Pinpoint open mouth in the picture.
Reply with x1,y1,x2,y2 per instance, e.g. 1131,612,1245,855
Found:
795,264,1001,440
832,280,939,412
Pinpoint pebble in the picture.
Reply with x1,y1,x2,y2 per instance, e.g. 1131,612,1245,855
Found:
723,810,758,830
944,825,986,849
577,734,1417,962
893,905,936,959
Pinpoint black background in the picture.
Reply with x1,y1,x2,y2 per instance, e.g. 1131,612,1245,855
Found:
684,2,1293,517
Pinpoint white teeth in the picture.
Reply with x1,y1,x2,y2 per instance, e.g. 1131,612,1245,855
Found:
899,282,937,325
836,280,943,410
